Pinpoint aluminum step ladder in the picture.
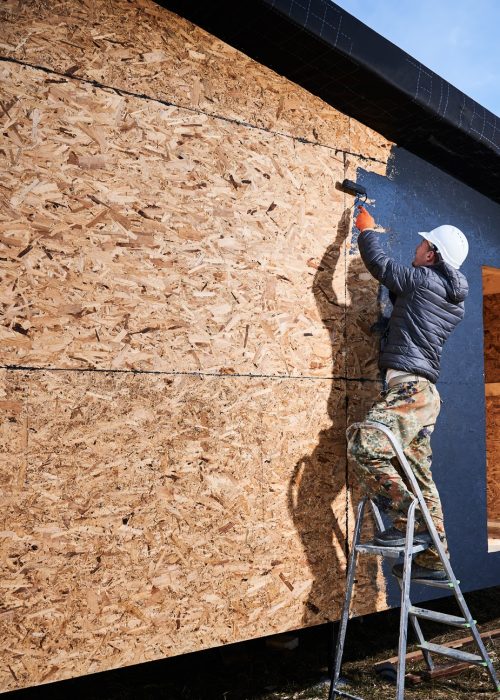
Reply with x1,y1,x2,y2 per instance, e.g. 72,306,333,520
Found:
329,420,500,700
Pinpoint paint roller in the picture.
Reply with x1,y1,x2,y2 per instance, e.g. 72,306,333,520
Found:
340,179,367,206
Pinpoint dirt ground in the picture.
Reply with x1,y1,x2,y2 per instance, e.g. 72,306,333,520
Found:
6,586,500,700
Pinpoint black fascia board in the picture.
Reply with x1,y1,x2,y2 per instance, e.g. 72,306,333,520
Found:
161,0,500,203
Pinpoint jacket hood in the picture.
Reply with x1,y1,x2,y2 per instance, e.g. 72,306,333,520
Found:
432,262,468,303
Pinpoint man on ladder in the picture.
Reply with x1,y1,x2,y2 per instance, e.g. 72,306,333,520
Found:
350,205,469,582
331,206,499,698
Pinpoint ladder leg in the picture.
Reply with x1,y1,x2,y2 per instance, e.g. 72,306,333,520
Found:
398,578,434,672
368,493,435,669
450,584,500,690
423,527,500,688
396,500,417,700
469,624,500,689
394,450,499,687
329,499,367,700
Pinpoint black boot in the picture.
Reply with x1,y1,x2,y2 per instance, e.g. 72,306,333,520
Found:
374,526,431,547
392,562,448,581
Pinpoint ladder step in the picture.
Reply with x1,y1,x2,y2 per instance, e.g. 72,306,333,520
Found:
356,541,428,558
409,606,473,628
410,577,459,589
418,642,487,665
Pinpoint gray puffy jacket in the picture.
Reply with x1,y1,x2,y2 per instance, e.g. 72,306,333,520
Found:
358,230,468,383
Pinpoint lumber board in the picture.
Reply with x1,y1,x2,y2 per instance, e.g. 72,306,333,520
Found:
488,520,500,538
373,627,500,669
486,394,500,522
482,266,500,296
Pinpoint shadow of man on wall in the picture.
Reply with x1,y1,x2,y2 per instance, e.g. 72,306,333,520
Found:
288,207,383,626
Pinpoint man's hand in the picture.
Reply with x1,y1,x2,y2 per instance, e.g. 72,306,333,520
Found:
355,205,375,232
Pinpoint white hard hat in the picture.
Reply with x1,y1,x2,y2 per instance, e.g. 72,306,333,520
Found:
418,225,469,269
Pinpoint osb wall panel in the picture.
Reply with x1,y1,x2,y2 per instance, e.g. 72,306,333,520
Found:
486,396,500,522
0,0,390,160
0,369,27,495
0,61,355,376
484,294,500,383
0,0,393,692
484,294,500,521
0,369,389,689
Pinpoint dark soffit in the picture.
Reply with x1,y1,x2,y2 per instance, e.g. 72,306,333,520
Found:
160,0,500,204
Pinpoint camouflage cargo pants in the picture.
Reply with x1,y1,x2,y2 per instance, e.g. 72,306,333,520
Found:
349,378,447,570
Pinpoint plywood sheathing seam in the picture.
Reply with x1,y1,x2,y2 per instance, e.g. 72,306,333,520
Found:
0,54,387,169
347,379,388,617
0,62,385,376
0,0,393,162
342,158,382,381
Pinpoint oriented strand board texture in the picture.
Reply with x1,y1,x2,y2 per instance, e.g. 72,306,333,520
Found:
484,295,500,522
0,370,353,688
484,294,500,383
0,0,392,692
0,61,350,376
0,370,387,689
486,395,500,523
0,0,348,153
0,0,394,163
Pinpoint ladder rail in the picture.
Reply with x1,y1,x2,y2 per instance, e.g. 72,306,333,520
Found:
368,498,385,533
396,570,435,672
395,499,416,699
329,499,366,699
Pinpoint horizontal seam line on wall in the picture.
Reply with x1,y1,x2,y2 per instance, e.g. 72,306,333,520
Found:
1,364,382,383
0,55,387,165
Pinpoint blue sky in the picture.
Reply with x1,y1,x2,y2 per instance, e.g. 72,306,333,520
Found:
333,0,500,117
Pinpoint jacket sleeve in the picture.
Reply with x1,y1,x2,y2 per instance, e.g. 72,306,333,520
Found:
358,230,424,295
